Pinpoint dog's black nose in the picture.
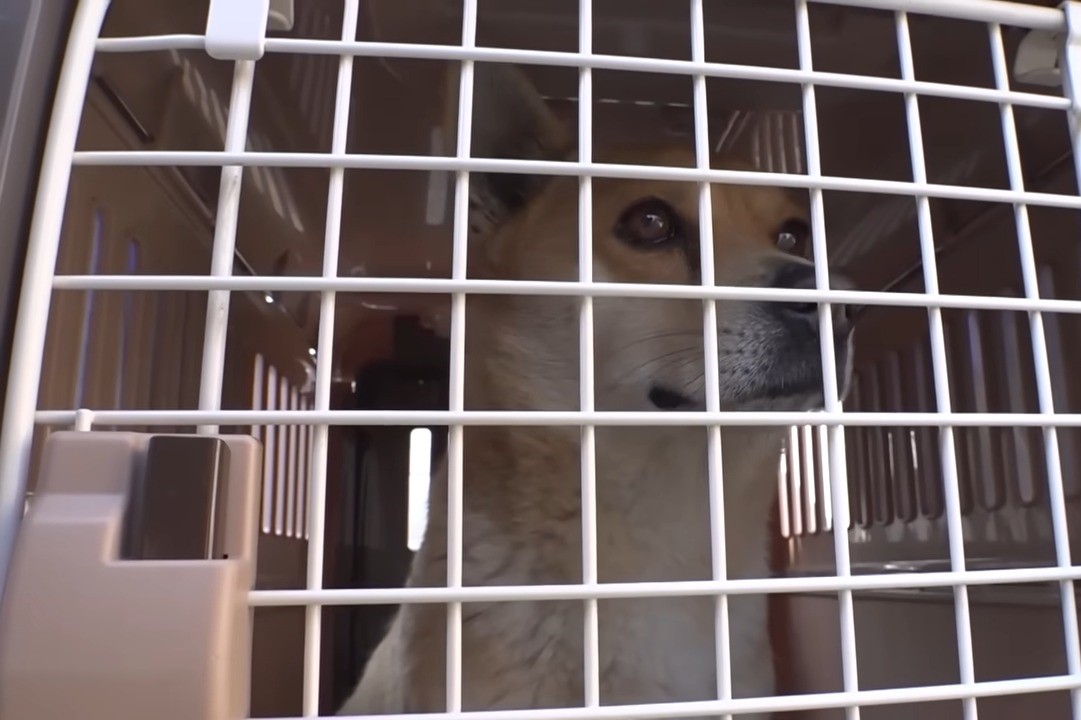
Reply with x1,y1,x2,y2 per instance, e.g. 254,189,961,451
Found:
769,261,855,335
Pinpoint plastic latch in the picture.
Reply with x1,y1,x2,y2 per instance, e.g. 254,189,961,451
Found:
206,0,271,61
0,431,262,720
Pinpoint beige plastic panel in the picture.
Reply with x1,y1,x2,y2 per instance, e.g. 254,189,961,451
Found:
0,431,261,720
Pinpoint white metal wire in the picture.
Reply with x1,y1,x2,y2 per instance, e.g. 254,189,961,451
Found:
990,16,1081,719
446,0,480,709
0,0,110,598
49,274,1081,316
195,57,256,435
816,0,1061,28
91,39,1070,111
69,151,1081,209
322,674,1081,720
249,563,1081,606
576,0,601,709
895,13,978,718
1061,9,1081,713
32,407,1081,427
794,4,861,717
688,0,732,710
302,1,360,713
3,0,1081,717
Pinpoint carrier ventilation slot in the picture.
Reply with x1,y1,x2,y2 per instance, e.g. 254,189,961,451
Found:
780,267,1081,537
253,354,312,539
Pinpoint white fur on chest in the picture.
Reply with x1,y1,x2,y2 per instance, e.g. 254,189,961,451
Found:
588,427,778,710
339,428,781,719
450,429,779,712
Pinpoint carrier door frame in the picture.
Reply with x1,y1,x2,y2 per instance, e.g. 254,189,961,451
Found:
0,0,78,435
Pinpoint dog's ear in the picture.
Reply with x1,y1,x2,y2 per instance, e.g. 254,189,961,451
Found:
442,63,571,237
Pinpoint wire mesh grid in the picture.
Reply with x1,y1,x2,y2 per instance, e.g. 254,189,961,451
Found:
2,0,1081,718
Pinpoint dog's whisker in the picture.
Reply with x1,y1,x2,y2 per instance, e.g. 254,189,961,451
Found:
605,347,702,390
609,330,703,354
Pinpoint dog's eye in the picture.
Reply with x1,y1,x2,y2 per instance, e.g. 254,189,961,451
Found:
776,218,810,255
615,198,681,249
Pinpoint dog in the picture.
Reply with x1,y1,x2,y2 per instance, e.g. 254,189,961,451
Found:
338,63,856,720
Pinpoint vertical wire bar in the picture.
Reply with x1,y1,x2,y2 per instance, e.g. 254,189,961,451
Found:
302,0,361,713
895,12,977,719
447,0,480,710
196,57,257,436
577,0,601,709
793,3,861,718
689,0,732,710
992,18,1081,717
0,0,110,599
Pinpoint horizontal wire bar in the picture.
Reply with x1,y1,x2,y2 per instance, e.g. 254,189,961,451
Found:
92,37,1068,110
269,675,1080,720
33,408,1081,427
69,151,1081,210
248,565,1081,607
95,33,202,51
49,274,1081,315
814,0,1062,30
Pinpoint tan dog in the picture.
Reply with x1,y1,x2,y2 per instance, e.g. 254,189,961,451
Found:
338,64,855,720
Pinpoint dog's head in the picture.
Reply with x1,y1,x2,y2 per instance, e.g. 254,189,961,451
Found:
454,64,855,413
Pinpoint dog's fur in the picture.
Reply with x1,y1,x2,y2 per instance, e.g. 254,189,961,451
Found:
338,64,855,720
